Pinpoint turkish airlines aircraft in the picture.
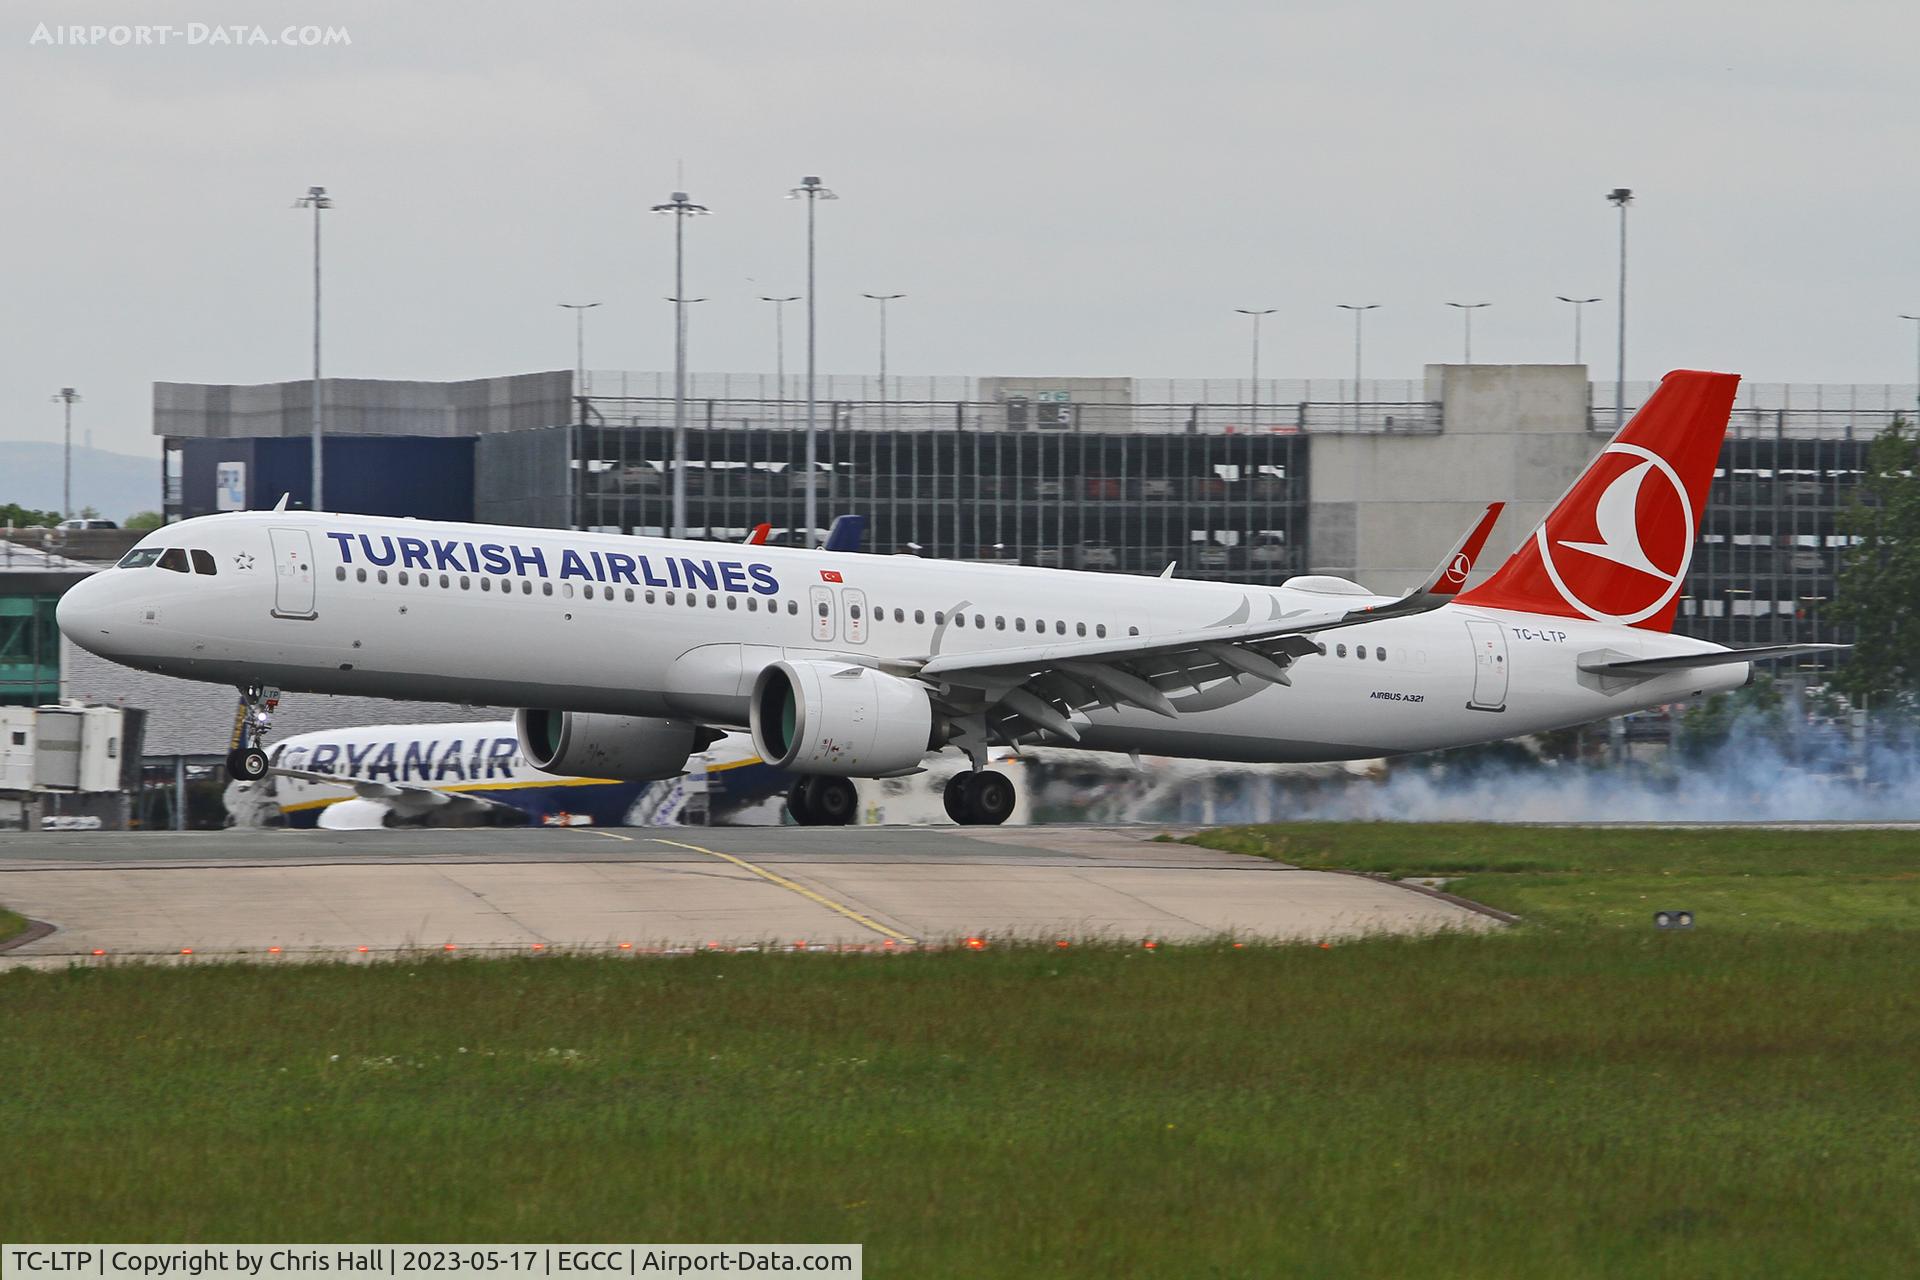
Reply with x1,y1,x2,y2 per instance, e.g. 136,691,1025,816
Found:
58,370,1840,826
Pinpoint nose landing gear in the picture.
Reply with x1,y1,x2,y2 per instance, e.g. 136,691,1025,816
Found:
225,683,280,782
943,769,1016,826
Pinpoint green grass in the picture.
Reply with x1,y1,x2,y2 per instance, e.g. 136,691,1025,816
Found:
0,905,27,947
8,825,1920,1272
5,938,1920,1276
1184,822,1920,931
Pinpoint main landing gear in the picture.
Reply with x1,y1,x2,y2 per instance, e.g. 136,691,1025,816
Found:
225,682,280,782
784,775,859,826
943,770,1016,826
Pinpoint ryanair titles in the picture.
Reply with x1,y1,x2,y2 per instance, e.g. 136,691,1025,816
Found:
326,531,780,595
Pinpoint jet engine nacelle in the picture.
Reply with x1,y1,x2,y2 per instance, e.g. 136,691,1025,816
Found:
515,709,706,781
750,659,935,777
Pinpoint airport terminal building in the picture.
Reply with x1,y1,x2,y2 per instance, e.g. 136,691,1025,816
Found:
153,364,1910,667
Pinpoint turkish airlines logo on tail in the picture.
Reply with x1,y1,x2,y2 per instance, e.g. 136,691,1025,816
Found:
1538,442,1694,624
1440,552,1472,590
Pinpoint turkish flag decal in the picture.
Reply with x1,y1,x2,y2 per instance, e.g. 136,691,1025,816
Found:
819,569,844,583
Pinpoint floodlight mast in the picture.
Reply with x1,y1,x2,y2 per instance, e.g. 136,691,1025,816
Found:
51,387,81,520
1234,308,1276,426
1445,301,1491,364
652,191,709,539
1336,304,1380,428
292,186,332,510
761,296,801,428
1608,187,1634,431
863,293,905,429
1557,295,1602,364
788,176,837,548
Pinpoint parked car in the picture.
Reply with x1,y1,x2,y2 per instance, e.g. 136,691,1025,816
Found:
1033,546,1066,568
56,518,117,530
1074,540,1121,570
1194,543,1232,569
1247,534,1289,566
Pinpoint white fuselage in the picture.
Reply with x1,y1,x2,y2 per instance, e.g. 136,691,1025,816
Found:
58,511,1749,763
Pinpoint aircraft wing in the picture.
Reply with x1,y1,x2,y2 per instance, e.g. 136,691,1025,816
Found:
910,503,1504,744
270,767,513,817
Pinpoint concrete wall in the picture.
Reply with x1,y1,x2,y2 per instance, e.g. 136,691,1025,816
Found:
155,371,572,440
475,427,572,529
1307,364,1598,594
974,376,1136,433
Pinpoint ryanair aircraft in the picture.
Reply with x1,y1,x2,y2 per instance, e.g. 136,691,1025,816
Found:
226,722,780,829
59,371,1840,826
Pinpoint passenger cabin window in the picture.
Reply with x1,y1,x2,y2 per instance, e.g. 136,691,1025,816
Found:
1337,644,1347,658
158,548,190,573
190,549,216,575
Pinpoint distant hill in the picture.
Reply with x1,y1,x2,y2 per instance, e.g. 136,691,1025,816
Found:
0,441,160,523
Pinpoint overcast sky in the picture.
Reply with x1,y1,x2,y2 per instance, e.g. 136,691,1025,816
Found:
5,0,1918,457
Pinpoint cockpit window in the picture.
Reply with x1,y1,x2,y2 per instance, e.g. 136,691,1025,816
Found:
118,548,163,569
190,549,217,576
157,548,190,573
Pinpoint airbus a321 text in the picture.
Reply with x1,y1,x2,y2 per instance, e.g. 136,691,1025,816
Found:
59,369,1842,825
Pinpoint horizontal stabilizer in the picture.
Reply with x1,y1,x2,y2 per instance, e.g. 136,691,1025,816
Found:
1578,643,1848,676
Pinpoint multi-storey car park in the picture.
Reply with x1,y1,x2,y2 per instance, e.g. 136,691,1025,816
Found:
149,364,1917,679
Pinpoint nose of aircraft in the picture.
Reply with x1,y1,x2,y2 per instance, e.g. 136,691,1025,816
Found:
56,572,120,655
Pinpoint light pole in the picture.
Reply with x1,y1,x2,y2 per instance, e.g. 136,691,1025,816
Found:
863,293,905,427
761,295,800,426
1901,314,1920,418
1608,187,1633,431
293,186,332,510
557,302,601,417
1556,295,1602,364
789,176,836,547
558,303,601,533
1234,308,1276,427
50,388,80,519
652,190,708,540
1336,304,1379,427
1446,302,1491,364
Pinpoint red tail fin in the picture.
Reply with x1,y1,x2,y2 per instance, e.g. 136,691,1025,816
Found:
1456,369,1738,631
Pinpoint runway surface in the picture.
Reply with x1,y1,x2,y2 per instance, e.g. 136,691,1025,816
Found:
0,825,1501,964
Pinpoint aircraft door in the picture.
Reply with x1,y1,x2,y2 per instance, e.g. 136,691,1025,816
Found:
842,587,868,644
269,527,317,619
1465,620,1508,712
808,584,836,642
